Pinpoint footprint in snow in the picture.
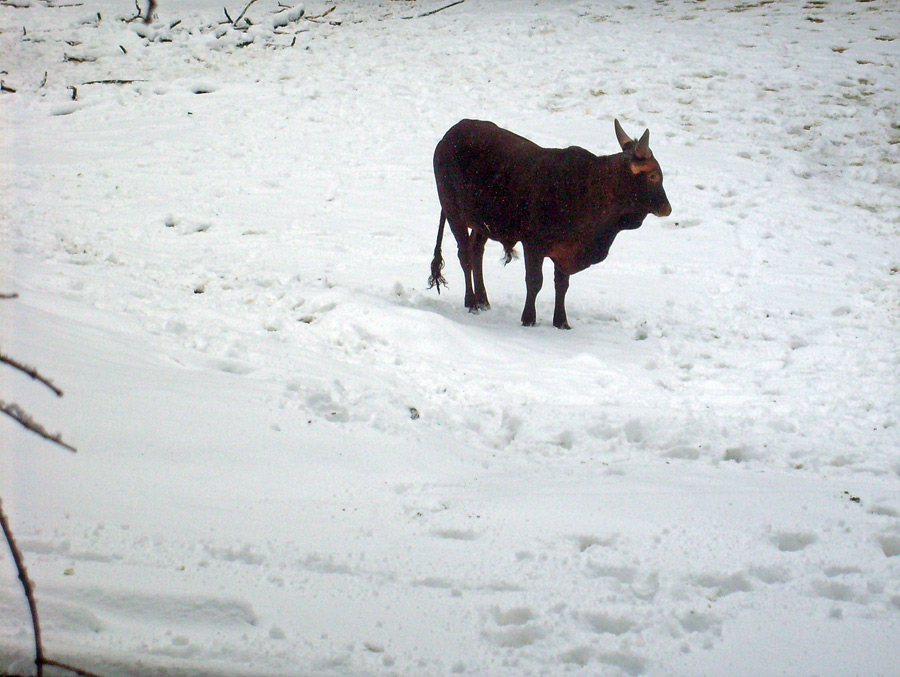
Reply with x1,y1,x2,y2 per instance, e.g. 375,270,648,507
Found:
877,531,900,558
482,606,545,649
771,531,817,552
580,611,636,636
430,527,480,541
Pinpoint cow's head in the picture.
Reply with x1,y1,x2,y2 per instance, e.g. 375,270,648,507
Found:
614,120,672,218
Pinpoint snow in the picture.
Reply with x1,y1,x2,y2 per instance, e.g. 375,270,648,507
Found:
1,0,899,675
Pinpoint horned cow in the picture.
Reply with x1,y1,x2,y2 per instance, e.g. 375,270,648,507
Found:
428,119,671,328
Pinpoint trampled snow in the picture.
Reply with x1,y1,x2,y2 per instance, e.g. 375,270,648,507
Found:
1,1,899,675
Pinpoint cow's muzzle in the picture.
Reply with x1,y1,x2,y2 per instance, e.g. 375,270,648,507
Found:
654,203,672,218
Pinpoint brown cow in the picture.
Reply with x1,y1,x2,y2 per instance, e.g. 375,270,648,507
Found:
428,119,671,328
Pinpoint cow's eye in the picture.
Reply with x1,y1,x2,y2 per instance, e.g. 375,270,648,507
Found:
648,170,661,183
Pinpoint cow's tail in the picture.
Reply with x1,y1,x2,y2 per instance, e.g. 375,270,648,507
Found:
428,211,448,294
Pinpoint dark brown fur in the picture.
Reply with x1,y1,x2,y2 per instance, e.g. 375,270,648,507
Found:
429,119,671,328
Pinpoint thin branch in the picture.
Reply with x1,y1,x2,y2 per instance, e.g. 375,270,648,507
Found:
63,54,96,63
1,508,103,677
142,0,156,24
305,5,335,21
233,0,258,25
82,78,148,85
0,497,44,677
405,0,465,19
0,400,77,453
0,351,64,397
0,292,20,299
44,658,106,677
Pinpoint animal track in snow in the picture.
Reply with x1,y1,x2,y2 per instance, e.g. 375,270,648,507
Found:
771,531,818,552
42,584,259,629
877,531,900,558
691,571,754,598
678,609,722,637
482,606,546,649
431,527,481,541
580,611,635,636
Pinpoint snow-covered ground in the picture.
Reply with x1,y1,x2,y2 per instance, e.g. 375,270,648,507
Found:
1,0,899,674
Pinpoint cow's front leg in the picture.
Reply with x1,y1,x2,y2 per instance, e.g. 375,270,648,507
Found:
553,264,571,329
521,246,544,326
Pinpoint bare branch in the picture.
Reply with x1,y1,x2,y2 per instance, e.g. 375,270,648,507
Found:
305,5,335,21
0,497,44,677
82,78,148,85
233,0,258,25
44,658,106,677
142,0,156,24
0,351,64,397
405,0,465,19
0,400,77,453
2,504,104,677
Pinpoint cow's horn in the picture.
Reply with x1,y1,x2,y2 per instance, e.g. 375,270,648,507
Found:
635,129,652,159
614,119,632,150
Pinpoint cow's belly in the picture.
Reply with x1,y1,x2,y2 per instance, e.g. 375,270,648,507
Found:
548,241,600,275
548,232,617,275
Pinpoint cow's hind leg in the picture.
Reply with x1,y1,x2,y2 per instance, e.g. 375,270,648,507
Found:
470,230,490,311
446,217,478,311
521,246,544,326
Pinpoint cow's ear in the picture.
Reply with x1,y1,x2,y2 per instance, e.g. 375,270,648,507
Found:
614,119,633,151
634,129,652,159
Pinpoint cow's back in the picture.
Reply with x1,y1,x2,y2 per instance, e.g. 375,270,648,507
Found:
435,120,547,236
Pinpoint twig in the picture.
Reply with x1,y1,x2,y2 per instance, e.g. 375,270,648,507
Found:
0,497,44,677
0,292,19,299
124,0,142,23
233,0,258,25
82,78,147,85
0,351,63,396
0,81,16,93
142,0,156,24
305,5,335,21
0,400,77,453
405,0,465,19
44,658,105,677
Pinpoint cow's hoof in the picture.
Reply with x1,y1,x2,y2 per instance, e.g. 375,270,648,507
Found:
555,322,571,330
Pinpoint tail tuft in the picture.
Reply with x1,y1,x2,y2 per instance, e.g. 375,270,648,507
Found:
428,256,447,294
428,211,448,294
502,245,519,265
